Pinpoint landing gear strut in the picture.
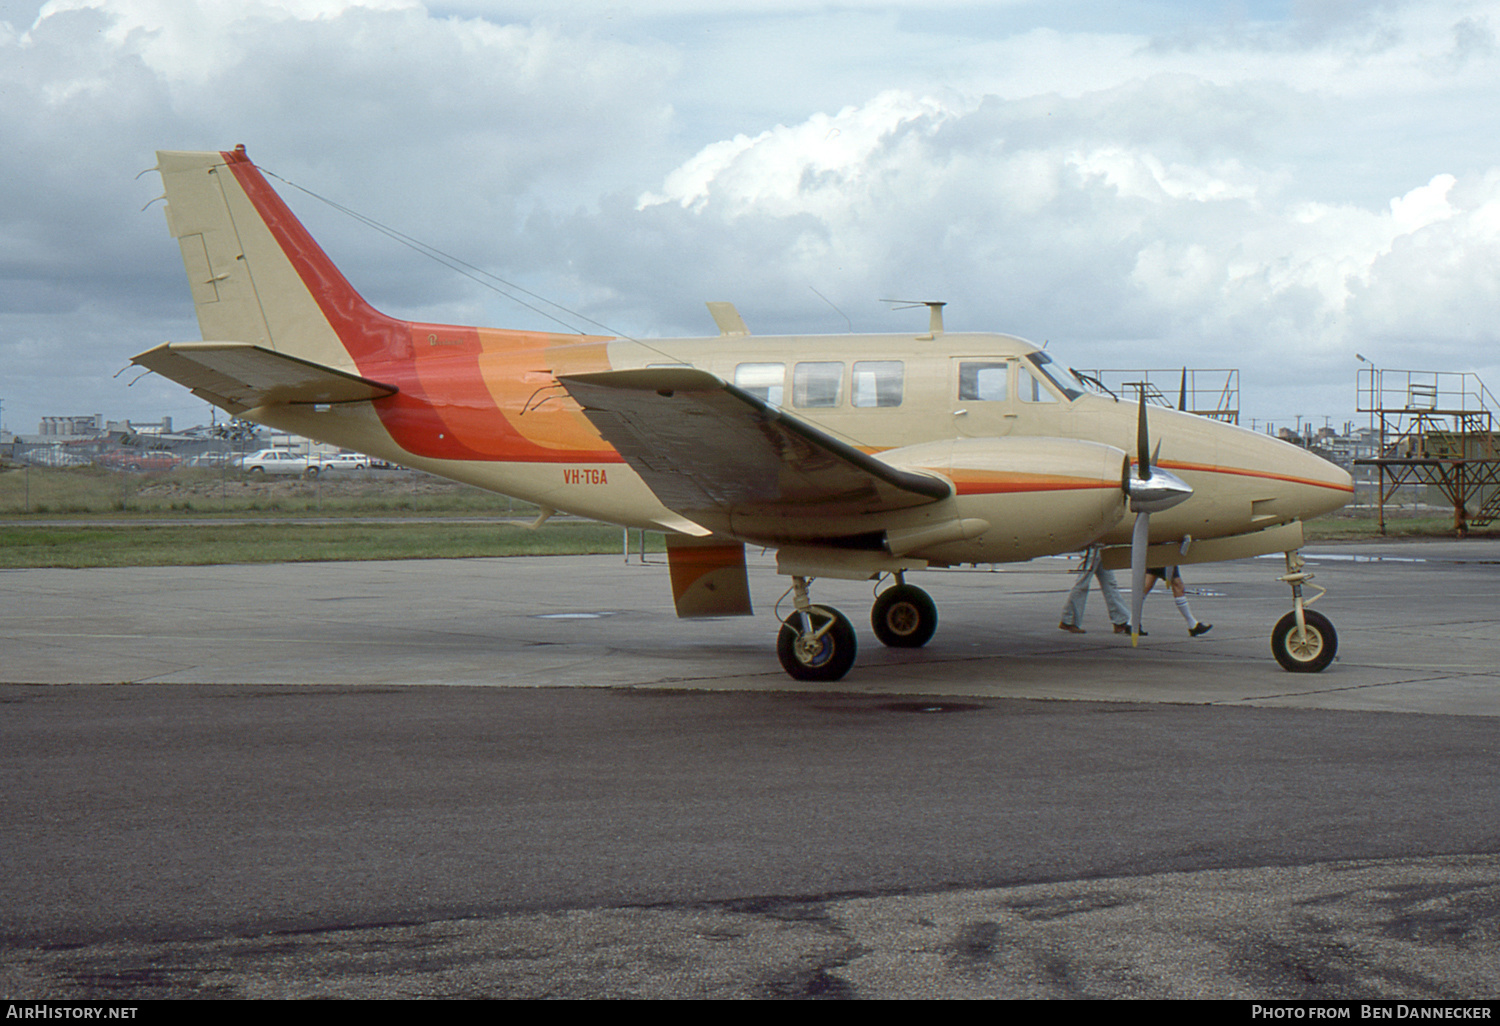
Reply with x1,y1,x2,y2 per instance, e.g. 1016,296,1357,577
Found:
776,576,857,681
1271,550,1337,673
870,575,938,648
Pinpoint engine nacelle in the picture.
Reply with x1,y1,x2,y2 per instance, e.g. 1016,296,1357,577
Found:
879,436,1128,563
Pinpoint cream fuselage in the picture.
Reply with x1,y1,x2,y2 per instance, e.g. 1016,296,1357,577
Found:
250,328,1352,568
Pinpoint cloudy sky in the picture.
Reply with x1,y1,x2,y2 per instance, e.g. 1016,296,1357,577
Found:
4,0,1499,437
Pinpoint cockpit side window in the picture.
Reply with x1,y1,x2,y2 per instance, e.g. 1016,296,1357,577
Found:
958,361,1009,402
1018,366,1059,403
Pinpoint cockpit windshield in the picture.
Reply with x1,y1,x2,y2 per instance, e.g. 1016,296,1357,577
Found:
1024,352,1085,401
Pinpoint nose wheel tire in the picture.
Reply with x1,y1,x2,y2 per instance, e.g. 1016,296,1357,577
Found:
871,584,938,649
1271,609,1337,673
777,606,857,681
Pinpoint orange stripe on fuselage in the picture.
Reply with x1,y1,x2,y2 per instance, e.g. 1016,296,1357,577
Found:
222,150,619,464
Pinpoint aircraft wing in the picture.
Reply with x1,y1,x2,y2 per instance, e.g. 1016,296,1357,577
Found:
558,368,951,521
132,341,398,414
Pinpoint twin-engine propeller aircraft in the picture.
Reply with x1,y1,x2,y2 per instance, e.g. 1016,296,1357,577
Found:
134,146,1354,681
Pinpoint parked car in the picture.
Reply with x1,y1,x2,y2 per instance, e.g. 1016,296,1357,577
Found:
96,449,181,472
318,452,371,471
22,446,92,468
238,449,321,476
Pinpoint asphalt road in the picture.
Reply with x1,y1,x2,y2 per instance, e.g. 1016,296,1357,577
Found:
1,539,1497,999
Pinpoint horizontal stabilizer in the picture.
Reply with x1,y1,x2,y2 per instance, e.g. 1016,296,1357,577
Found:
132,341,398,414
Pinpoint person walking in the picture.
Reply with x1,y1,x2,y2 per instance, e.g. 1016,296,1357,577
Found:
1144,565,1212,636
1059,546,1132,635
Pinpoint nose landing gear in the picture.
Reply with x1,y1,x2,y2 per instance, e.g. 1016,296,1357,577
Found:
1272,550,1337,673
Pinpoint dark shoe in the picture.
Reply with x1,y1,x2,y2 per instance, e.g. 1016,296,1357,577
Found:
1059,622,1085,634
1115,623,1146,636
1190,622,1212,637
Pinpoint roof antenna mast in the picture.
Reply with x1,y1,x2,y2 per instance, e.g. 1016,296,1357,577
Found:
882,299,946,338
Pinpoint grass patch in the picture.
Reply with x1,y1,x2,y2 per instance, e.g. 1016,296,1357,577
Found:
0,465,537,518
0,520,663,568
1303,512,1498,540
3,467,1490,569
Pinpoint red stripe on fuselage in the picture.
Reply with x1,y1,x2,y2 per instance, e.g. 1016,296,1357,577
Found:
952,479,1116,495
1158,460,1354,494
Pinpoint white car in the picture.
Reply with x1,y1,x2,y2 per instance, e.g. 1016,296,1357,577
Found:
318,452,371,471
238,449,320,476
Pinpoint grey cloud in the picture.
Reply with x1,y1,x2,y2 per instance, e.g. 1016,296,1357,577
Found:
4,0,1499,436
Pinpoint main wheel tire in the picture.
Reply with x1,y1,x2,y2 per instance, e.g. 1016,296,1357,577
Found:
1271,609,1337,673
871,584,938,648
777,606,857,682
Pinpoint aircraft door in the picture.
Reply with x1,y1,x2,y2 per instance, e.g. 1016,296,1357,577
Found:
951,358,1017,437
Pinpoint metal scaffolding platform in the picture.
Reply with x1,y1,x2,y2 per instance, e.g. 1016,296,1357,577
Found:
1355,368,1500,535
1073,367,1239,424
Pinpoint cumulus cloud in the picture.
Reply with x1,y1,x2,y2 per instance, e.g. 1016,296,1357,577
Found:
573,77,1500,383
3,0,1500,433
0,0,676,425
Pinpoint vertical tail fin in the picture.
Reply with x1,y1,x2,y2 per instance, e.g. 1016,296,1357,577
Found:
149,146,616,464
155,146,401,372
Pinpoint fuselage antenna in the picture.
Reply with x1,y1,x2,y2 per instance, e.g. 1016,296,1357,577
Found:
809,287,854,332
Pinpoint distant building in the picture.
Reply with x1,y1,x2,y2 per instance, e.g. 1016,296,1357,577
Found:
126,417,173,436
39,414,104,436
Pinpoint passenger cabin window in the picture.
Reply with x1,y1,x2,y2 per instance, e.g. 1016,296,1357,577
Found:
852,361,903,408
735,363,785,407
793,362,843,408
1018,367,1059,403
958,361,1009,402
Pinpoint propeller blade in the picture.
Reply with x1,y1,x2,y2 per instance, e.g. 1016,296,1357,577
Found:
1130,510,1151,645
1126,387,1193,515
1136,391,1151,480
1124,383,1190,645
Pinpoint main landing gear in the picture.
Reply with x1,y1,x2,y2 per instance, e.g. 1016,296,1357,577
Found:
1271,550,1337,673
870,575,938,648
776,574,937,681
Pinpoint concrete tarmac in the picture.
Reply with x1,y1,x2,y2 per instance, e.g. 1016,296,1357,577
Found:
4,537,1497,712
1,538,1497,999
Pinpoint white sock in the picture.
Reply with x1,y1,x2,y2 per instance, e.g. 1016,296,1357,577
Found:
1175,596,1197,627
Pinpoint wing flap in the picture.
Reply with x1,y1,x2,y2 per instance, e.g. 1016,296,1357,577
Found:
132,341,398,414
557,368,950,522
